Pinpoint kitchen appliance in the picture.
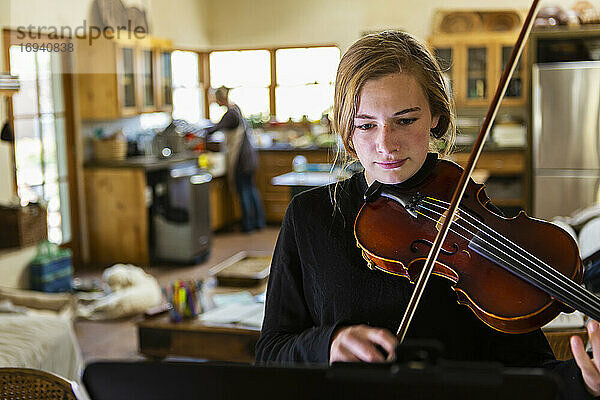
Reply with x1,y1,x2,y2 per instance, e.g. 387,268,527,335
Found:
151,162,212,263
531,61,600,220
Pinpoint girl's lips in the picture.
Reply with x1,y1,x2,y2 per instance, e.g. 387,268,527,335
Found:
376,158,407,169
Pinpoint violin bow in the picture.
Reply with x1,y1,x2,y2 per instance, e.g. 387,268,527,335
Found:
396,0,542,342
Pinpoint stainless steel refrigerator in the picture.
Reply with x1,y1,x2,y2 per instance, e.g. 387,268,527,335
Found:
531,61,600,220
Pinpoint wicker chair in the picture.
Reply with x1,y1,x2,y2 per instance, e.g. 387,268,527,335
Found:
0,368,80,400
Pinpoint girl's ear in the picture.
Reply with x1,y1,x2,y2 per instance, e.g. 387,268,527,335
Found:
431,115,440,130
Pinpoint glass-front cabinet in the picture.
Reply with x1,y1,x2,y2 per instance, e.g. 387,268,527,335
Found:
434,47,454,97
467,47,487,101
117,45,138,115
502,45,524,100
157,49,173,111
138,47,156,111
76,36,173,119
430,34,528,107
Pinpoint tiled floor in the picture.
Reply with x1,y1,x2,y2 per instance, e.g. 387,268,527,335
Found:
74,226,280,364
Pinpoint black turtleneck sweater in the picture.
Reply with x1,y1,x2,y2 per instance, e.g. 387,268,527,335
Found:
256,153,593,400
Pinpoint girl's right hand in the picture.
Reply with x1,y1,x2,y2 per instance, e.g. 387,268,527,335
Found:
329,324,398,364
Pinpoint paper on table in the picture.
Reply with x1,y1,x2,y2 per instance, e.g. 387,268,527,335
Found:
212,291,255,308
239,305,265,327
199,302,263,325
543,311,585,330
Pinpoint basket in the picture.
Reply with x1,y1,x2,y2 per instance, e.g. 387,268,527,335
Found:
93,138,127,161
482,12,521,32
0,204,47,249
438,12,483,34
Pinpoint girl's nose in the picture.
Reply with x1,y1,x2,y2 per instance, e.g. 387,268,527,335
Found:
375,124,399,154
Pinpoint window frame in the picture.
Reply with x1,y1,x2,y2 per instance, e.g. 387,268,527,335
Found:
170,48,209,124
207,43,339,120
2,28,82,266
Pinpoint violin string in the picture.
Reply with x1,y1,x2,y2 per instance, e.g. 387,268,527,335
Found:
420,196,600,310
417,198,600,312
412,204,587,311
418,198,600,311
413,203,599,315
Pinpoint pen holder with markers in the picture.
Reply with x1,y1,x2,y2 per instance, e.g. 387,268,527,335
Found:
164,280,203,322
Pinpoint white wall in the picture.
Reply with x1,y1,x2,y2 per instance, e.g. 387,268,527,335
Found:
206,0,598,51
4,0,210,48
0,0,210,204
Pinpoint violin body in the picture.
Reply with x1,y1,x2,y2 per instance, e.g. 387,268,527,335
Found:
355,158,584,334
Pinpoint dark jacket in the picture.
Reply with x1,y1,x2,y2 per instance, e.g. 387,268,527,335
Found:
256,155,594,400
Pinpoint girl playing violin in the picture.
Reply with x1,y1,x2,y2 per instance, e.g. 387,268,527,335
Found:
256,30,600,398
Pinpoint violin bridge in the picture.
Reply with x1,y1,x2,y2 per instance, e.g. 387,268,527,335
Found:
436,210,461,232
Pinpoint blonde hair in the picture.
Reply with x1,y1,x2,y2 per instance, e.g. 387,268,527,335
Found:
332,30,455,162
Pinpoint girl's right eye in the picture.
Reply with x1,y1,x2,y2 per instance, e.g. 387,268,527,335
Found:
355,123,375,131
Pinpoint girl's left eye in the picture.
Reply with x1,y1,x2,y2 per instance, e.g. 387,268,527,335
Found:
396,118,417,125
355,123,375,131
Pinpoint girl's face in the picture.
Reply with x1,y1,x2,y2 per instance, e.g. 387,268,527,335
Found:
352,73,439,185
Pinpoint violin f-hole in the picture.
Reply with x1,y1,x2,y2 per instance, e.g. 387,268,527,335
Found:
410,239,458,256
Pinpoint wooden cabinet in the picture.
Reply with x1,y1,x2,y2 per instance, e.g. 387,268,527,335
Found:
449,151,527,213
85,164,231,267
209,176,238,231
430,33,528,108
256,149,332,223
76,36,173,120
84,167,148,267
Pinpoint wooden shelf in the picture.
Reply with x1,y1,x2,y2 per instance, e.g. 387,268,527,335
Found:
449,150,527,212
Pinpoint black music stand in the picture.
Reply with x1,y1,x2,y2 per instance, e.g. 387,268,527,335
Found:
82,358,562,400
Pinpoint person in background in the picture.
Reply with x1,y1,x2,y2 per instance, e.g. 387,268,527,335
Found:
204,86,265,233
256,30,600,399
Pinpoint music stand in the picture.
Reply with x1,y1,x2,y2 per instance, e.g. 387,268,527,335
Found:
82,359,562,400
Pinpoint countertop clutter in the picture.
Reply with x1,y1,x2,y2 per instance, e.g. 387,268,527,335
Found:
85,151,227,177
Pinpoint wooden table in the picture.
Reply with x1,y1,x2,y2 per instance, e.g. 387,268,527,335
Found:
543,328,588,361
138,315,260,363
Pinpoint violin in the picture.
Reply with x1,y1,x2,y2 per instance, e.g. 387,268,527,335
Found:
354,0,600,339
354,155,600,334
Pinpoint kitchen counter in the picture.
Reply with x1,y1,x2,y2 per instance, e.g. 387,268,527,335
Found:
85,151,226,178
257,143,336,152
85,151,200,171
83,150,230,267
271,170,352,187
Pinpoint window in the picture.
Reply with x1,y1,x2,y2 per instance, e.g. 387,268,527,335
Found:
207,46,339,123
172,50,204,124
275,47,340,121
8,46,70,244
209,50,271,122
